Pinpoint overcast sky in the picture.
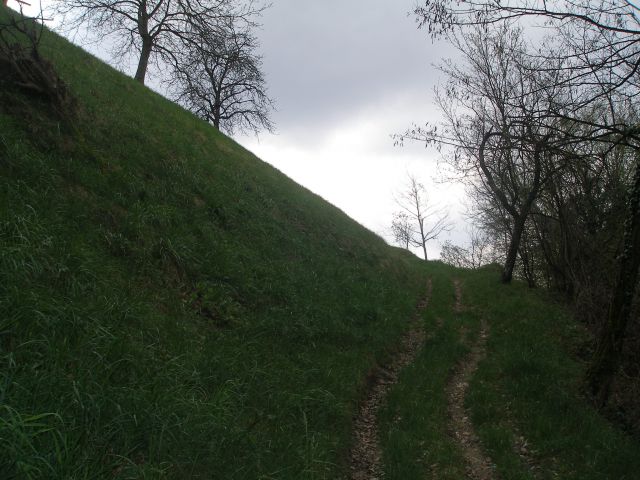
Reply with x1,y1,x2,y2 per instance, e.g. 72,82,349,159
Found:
236,0,467,258
13,0,468,259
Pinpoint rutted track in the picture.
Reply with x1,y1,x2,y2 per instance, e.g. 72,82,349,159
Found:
446,280,496,480
348,279,433,480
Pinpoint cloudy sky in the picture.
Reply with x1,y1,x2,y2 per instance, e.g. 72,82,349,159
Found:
236,0,467,259
12,0,468,259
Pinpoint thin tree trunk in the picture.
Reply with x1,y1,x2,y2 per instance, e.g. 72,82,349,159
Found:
588,157,640,407
502,214,526,283
418,217,428,261
519,245,536,288
477,131,542,284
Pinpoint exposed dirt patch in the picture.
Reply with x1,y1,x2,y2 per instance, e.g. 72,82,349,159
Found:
447,280,496,480
348,280,433,480
512,429,540,477
454,279,464,313
498,394,547,478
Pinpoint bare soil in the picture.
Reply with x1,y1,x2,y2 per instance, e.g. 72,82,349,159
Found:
446,280,497,480
348,280,433,480
512,428,541,477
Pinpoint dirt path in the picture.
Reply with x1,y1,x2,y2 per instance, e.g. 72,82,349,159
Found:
348,280,433,480
512,427,541,478
453,278,464,314
446,280,496,480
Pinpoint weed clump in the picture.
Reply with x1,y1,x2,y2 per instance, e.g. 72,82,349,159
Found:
0,8,75,119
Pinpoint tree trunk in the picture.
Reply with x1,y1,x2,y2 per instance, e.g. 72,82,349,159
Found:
519,246,537,288
134,37,153,84
502,214,526,283
588,157,640,407
477,131,542,284
212,99,222,130
418,217,428,261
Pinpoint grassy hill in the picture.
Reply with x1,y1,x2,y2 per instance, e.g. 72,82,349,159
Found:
2,7,639,480
0,8,429,478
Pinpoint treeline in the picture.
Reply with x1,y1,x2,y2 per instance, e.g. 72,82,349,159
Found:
399,0,639,413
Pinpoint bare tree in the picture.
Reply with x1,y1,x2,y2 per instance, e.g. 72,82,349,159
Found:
414,1,640,138
441,227,496,269
413,0,640,406
51,0,265,84
392,175,452,260
397,26,569,282
439,241,468,269
390,211,412,250
167,17,274,135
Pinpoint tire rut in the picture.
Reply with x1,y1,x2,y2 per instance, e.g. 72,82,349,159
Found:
348,279,433,480
446,279,497,480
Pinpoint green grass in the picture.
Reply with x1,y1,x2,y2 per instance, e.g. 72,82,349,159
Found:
0,8,430,478
2,7,639,479
379,262,469,479
380,263,640,479
465,267,640,480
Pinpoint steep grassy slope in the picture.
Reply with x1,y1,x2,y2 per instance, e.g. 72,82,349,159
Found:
0,9,428,478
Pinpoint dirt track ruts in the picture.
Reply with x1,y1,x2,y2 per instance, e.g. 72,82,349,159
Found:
446,279,496,480
348,279,432,480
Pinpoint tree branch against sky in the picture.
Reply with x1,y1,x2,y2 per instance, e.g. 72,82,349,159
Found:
440,227,496,269
167,16,274,135
391,211,412,250
397,25,571,282
50,0,266,84
411,0,640,407
414,1,640,136
392,174,452,260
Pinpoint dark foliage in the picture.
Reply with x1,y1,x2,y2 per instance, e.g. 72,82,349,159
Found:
0,8,74,117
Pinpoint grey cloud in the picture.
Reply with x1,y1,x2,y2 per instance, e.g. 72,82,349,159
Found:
255,0,453,134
